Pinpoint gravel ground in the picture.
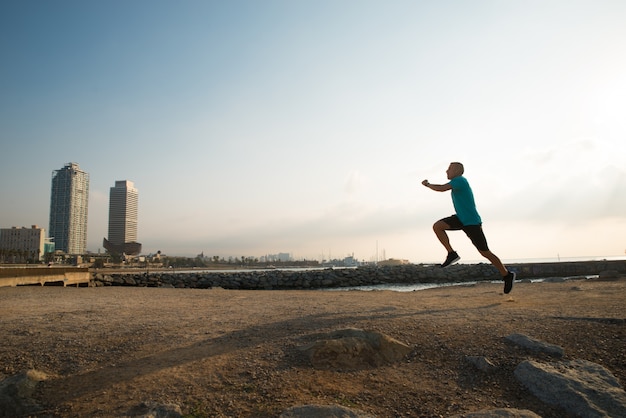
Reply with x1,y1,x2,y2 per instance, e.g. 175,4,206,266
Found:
1,278,625,417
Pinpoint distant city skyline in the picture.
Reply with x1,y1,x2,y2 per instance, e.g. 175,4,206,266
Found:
1,1,625,263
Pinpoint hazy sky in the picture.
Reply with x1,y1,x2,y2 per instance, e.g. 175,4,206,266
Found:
1,0,625,263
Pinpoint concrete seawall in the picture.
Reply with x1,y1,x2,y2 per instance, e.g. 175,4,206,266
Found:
507,260,626,278
92,260,626,290
0,267,91,287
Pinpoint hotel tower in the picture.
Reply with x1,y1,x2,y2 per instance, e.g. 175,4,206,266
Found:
103,180,141,255
49,162,90,254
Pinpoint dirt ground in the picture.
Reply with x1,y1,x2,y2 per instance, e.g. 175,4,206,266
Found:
1,278,625,418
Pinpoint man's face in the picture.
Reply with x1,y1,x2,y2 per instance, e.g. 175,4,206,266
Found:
446,164,460,179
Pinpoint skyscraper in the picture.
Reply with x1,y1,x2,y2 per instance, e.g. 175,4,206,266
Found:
49,162,89,254
103,180,141,255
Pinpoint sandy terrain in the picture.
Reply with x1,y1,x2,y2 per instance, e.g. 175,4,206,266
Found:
1,278,625,417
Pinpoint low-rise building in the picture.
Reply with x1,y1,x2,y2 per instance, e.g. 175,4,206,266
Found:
0,225,47,262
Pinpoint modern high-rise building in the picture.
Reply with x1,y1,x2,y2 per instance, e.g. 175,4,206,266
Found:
103,180,141,255
49,162,90,254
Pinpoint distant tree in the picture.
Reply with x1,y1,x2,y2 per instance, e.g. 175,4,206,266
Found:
43,252,54,264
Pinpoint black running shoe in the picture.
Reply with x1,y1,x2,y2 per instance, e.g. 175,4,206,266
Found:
504,271,516,294
440,251,460,268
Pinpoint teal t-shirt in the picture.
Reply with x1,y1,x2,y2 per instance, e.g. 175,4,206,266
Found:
449,176,482,226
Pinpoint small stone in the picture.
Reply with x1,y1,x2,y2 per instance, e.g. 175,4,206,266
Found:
505,333,564,357
465,356,498,373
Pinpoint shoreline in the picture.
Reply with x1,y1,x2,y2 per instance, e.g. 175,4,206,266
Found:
2,259,624,290
89,259,626,290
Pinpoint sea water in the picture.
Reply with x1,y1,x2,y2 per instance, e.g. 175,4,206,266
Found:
322,276,599,292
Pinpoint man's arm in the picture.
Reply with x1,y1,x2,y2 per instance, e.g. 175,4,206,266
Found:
422,179,452,192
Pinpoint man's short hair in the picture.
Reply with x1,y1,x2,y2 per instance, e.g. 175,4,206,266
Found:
451,162,464,175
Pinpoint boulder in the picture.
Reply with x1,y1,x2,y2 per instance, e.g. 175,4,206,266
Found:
450,408,541,417
124,276,137,285
299,328,412,369
515,359,626,417
505,333,564,357
0,370,47,417
280,404,375,418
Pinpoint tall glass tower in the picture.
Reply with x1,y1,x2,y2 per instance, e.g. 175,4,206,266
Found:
49,162,90,254
103,180,141,255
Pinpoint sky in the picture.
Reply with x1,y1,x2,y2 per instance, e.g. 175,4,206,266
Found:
1,0,625,263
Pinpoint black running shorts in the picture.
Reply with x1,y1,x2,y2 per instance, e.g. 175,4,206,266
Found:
440,215,490,252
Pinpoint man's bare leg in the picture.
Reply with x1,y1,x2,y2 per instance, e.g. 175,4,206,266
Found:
479,249,508,276
433,220,461,267
433,220,454,253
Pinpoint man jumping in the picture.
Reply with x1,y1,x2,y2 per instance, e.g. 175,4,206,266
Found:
422,162,516,294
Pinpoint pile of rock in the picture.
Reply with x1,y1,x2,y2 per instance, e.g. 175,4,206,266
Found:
91,263,502,290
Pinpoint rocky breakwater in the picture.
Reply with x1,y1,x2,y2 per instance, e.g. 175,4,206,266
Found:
92,263,502,290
